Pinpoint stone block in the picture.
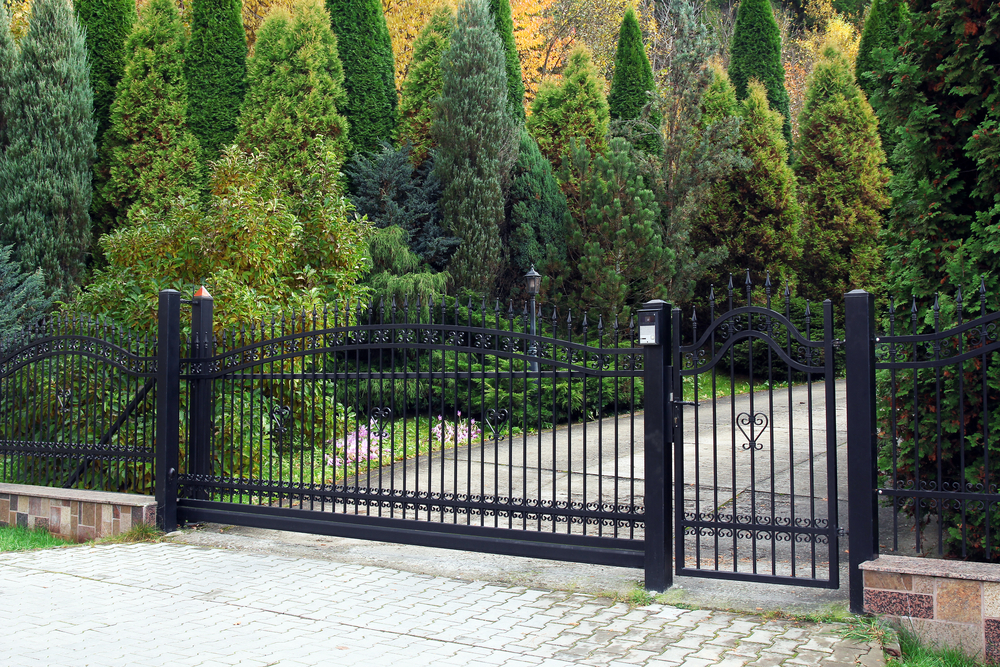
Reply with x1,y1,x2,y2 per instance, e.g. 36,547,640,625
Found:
864,570,912,591
863,589,933,618
34,517,48,529
120,510,132,533
936,578,981,624
143,505,156,526
17,495,28,513
986,618,1000,663
132,506,143,526
80,502,95,528
16,512,27,528
912,575,935,594
77,525,95,541
901,618,984,659
49,506,62,533
0,497,9,519
984,583,1000,617
28,495,41,516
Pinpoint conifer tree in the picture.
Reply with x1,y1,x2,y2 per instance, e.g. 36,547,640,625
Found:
693,79,801,289
508,128,568,275
855,0,909,154
238,0,350,199
796,48,889,302
398,7,451,168
75,0,136,144
728,0,792,149
0,0,96,295
100,0,203,229
527,46,608,172
0,244,50,348
184,0,247,159
550,137,672,319
881,0,1000,301
608,8,655,146
488,0,524,120
327,0,398,153
431,0,517,295
0,2,14,154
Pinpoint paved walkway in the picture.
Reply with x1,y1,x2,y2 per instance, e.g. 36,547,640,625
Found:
1,542,879,667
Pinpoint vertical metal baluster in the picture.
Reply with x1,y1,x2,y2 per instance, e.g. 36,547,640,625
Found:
934,293,944,554
957,288,967,556
982,279,992,558
805,299,816,577
911,296,922,553
712,285,721,569
692,305,701,569
887,297,898,552
765,273,777,576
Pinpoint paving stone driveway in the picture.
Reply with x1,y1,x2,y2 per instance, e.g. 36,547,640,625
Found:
0,543,879,667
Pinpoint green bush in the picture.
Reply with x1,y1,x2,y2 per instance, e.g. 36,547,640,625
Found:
398,7,451,168
0,245,50,350
507,128,568,278
488,0,524,120
75,0,136,145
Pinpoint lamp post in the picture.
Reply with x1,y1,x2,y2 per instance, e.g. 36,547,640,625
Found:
525,266,541,376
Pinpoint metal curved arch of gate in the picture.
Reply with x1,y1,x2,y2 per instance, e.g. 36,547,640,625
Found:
670,287,842,588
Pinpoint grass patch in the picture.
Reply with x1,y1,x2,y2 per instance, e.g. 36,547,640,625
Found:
94,523,163,544
0,525,73,552
682,374,793,403
894,625,982,667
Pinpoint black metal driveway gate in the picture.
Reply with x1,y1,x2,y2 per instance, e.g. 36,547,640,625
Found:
154,291,671,583
670,280,842,588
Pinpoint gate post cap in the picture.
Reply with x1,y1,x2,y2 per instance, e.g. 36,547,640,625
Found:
193,285,213,299
641,299,669,310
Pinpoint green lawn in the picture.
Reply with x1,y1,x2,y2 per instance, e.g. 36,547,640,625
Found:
0,525,73,552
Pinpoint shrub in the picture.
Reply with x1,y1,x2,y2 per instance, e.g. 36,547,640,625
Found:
488,0,524,120
507,128,568,278
74,0,136,145
0,0,96,296
0,245,50,350
397,7,451,169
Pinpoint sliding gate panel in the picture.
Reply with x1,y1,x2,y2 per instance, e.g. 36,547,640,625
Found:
672,286,841,587
175,301,647,566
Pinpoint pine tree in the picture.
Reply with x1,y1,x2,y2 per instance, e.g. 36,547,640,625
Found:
431,0,518,295
327,0,398,153
693,79,801,290
0,2,14,154
75,0,136,144
728,0,792,149
238,0,350,199
796,47,889,302
508,128,568,275
488,0,524,120
551,137,672,319
100,0,203,229
527,46,608,172
881,0,1000,302
184,0,247,159
398,7,451,168
607,8,655,142
0,0,96,295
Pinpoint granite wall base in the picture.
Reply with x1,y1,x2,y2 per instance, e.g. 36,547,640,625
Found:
0,483,156,542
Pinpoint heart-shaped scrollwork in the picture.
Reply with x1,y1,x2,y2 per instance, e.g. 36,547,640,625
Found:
737,411,768,451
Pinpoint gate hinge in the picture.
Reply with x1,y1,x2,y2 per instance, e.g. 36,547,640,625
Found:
832,339,845,349
837,526,847,537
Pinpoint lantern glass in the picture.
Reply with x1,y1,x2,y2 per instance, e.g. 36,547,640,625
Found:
524,266,542,296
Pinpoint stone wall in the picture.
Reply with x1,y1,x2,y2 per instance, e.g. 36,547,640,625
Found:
0,483,156,542
861,555,1000,662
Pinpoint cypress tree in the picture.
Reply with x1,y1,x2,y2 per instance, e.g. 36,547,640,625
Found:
184,0,247,159
326,0,398,153
608,9,654,126
693,79,801,288
527,46,609,172
0,0,96,295
1,2,14,154
796,48,889,302
238,0,350,199
728,0,792,149
398,7,451,168
881,0,1000,301
488,0,524,120
431,0,518,295
75,0,136,144
855,0,908,101
508,128,568,275
99,0,203,229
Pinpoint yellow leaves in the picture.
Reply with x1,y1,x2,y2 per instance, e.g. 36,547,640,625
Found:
384,0,453,92
512,0,567,102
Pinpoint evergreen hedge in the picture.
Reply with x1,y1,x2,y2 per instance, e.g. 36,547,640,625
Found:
0,0,96,295
326,0,398,153
0,3,14,154
728,0,792,149
75,0,136,144
100,0,204,229
488,0,524,120
184,0,247,159
398,7,451,168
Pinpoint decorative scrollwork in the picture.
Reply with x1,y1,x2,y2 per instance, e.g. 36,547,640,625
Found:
486,408,510,441
270,405,292,446
56,388,72,414
737,411,769,451
370,407,392,438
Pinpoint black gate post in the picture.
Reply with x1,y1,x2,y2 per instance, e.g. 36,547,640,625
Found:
641,299,672,591
155,289,181,532
189,287,214,500
845,289,878,614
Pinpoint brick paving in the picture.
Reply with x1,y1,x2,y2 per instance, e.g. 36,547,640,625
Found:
0,543,881,667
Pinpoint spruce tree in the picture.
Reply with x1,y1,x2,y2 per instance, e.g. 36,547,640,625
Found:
184,0,247,159
728,0,792,149
75,0,136,144
0,0,96,295
398,7,451,168
100,0,203,229
796,48,889,302
0,2,14,154
0,244,49,349
508,128,568,275
431,0,517,295
608,8,655,138
326,0,398,153
527,46,609,172
693,79,801,290
238,0,350,199
488,0,524,120
881,0,1000,301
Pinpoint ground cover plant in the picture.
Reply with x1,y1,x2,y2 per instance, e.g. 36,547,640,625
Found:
0,525,73,551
